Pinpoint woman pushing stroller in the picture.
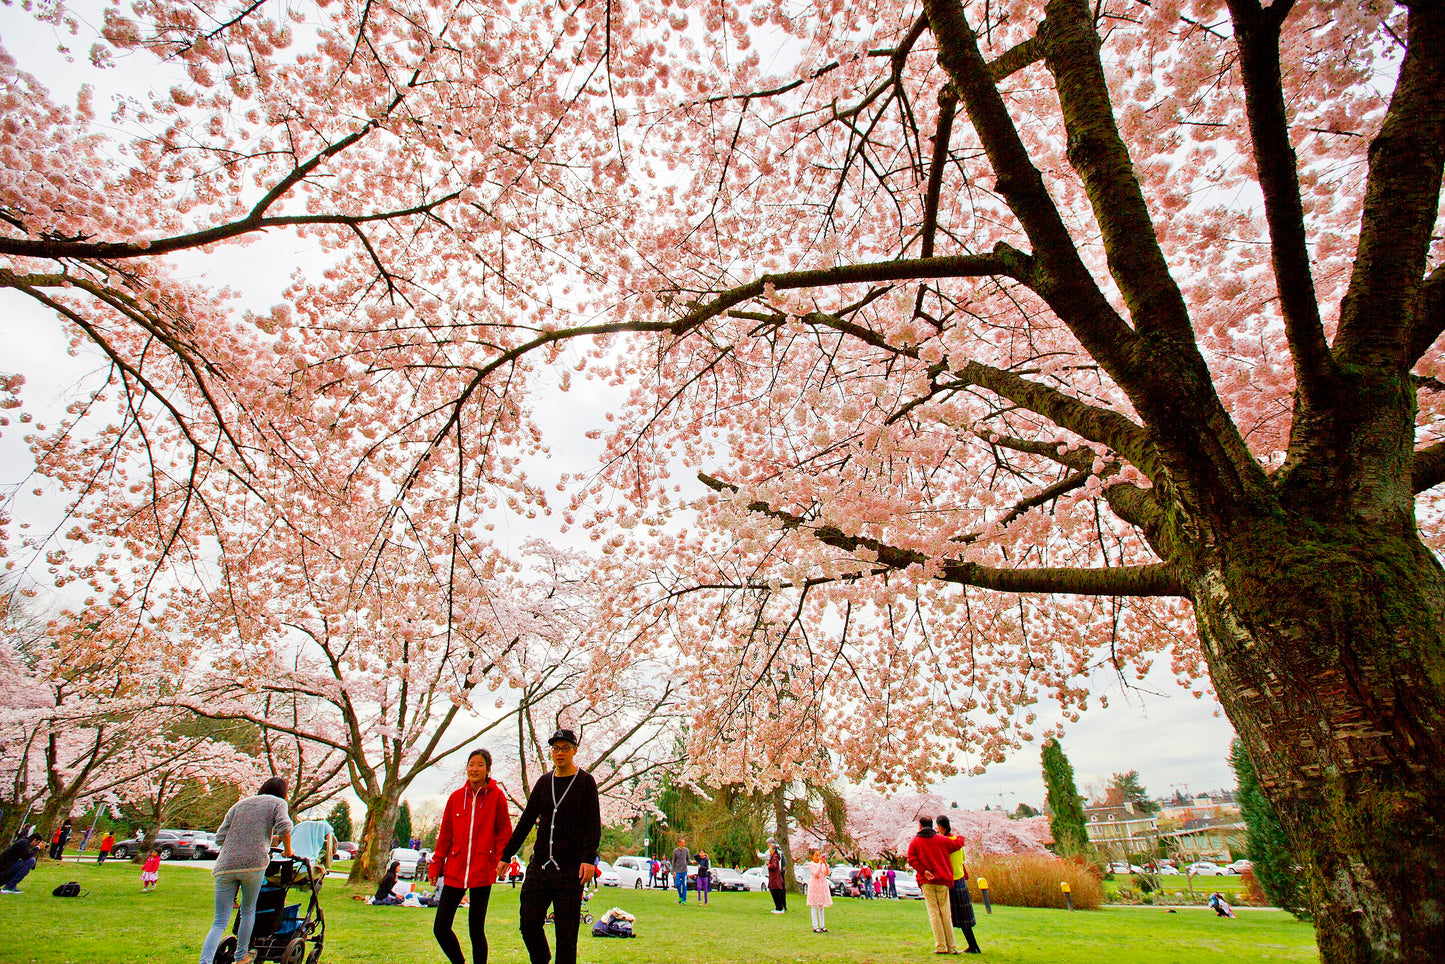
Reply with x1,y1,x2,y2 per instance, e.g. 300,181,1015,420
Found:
199,777,294,964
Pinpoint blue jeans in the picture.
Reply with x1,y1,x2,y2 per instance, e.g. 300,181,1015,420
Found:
674,871,687,902
200,870,263,964
0,857,35,890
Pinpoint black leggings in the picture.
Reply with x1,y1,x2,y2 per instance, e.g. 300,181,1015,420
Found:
434,884,492,964
770,887,787,911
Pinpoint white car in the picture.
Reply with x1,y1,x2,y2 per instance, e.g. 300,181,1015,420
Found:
594,860,621,887
1108,862,1145,874
892,870,923,899
740,867,770,891
610,855,652,889
1227,859,1252,874
1187,861,1226,876
389,847,425,879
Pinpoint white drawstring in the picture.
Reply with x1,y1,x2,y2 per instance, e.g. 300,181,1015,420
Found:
542,773,576,870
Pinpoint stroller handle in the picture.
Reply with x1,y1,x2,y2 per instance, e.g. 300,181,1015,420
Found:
267,848,313,871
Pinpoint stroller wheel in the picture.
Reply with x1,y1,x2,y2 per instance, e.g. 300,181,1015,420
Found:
280,938,307,964
582,913,593,925
305,943,323,964
214,937,237,964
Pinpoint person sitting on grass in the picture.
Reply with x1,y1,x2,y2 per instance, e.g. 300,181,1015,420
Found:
373,860,405,905
0,834,42,894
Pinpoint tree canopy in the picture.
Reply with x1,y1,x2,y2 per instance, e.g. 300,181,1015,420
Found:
4,0,1444,957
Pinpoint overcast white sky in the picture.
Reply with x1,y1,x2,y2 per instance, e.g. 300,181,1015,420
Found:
1,5,1241,818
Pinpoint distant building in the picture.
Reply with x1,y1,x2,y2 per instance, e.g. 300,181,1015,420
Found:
1158,821,1246,862
1157,791,1241,828
1083,801,1159,859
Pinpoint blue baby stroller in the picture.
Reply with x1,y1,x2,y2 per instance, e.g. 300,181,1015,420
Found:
214,855,326,964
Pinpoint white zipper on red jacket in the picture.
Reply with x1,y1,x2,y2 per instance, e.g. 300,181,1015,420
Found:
462,785,478,887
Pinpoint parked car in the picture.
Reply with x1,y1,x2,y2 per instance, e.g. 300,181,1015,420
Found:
183,831,220,859
740,866,770,891
1107,861,1145,875
334,841,359,860
611,855,652,889
712,867,751,892
111,830,199,860
1187,861,1227,876
594,860,621,887
827,864,859,896
390,847,425,879
1227,859,1253,874
892,870,923,899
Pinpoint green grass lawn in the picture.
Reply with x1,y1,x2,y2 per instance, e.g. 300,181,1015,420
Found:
0,860,1318,964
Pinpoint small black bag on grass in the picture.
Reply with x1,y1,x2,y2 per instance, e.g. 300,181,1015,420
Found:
52,881,82,897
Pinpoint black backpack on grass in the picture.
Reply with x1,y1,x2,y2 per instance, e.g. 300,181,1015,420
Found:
52,881,82,897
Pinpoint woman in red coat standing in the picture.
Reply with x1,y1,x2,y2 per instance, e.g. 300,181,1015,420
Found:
431,748,512,964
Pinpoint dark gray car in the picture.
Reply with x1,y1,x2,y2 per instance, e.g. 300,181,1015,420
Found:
109,830,200,860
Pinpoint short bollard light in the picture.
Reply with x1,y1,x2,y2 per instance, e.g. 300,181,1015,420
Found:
977,877,992,914
1060,880,1074,911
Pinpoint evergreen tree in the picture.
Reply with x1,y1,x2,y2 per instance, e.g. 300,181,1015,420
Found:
1041,738,1090,857
328,800,353,843
394,801,413,849
1231,739,1309,919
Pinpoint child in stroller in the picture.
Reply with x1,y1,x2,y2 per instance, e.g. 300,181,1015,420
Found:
544,885,595,926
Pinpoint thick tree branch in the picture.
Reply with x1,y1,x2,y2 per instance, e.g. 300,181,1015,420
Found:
697,472,1186,597
1412,441,1445,494
921,0,1156,398
1407,264,1445,366
1042,0,1193,341
1224,0,1334,405
1334,3,1445,370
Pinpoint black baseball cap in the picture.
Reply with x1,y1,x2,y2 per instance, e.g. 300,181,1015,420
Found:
548,728,579,747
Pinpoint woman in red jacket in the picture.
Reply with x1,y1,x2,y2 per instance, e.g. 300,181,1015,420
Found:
431,748,512,964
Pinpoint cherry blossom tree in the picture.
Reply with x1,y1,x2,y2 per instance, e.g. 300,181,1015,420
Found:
560,2,1445,957
5,0,1444,956
490,543,684,821
846,790,949,862
180,495,526,883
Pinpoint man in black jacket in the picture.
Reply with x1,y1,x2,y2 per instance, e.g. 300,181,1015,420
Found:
0,834,42,894
499,729,601,964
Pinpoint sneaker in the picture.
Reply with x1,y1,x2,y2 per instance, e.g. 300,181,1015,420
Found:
770,909,784,914
1,888,18,894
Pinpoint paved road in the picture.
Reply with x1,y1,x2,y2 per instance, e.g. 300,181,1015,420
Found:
57,855,348,878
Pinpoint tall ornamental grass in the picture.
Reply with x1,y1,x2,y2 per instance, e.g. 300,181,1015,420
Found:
965,855,1103,910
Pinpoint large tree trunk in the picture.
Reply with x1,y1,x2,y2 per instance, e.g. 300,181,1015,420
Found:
348,789,402,884
33,791,78,858
1194,519,1445,961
